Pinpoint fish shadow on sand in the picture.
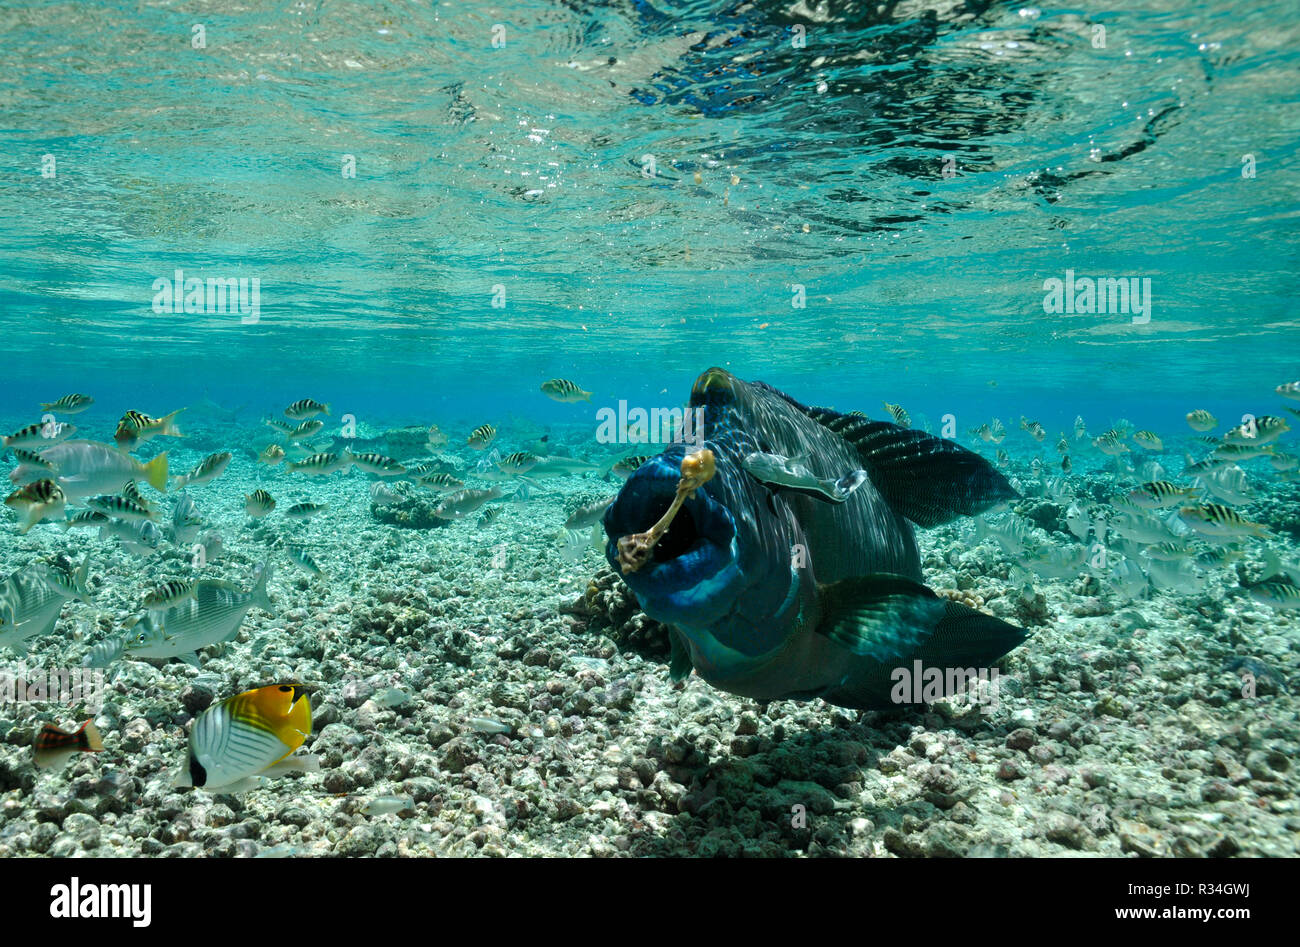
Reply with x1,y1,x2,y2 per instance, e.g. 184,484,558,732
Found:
620,700,1029,857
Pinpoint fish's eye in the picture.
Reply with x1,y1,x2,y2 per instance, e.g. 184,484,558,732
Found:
278,685,292,692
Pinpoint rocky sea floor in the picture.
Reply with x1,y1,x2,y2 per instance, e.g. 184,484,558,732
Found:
1,427,1298,858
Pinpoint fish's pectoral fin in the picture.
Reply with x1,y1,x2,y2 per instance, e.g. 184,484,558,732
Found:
668,629,693,683
815,575,948,662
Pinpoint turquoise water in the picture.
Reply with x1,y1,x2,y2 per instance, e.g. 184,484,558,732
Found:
1,0,1299,860
2,0,1296,424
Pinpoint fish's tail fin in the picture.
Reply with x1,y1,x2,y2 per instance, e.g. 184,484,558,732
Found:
144,453,169,492
814,574,1029,710
160,408,186,438
322,403,332,416
1262,548,1285,581
250,562,275,614
80,720,105,753
72,554,92,604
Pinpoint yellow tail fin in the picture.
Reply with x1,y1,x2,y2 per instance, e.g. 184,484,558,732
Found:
144,453,169,492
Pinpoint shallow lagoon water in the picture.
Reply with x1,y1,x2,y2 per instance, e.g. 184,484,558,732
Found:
0,0,1297,859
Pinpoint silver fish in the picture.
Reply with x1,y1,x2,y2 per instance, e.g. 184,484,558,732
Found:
8,439,168,500
741,451,870,504
432,487,504,520
564,496,617,531
174,451,232,489
170,494,203,545
123,565,274,663
0,556,90,655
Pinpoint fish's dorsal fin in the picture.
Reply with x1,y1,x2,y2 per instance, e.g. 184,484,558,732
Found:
801,409,1019,527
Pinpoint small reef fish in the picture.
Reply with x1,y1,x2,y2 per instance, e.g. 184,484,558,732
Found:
363,795,416,817
609,455,652,481
1197,465,1256,506
114,409,185,449
287,419,325,441
34,720,104,771
1276,382,1300,401
741,451,870,505
284,502,328,520
284,398,331,419
540,379,592,403
1127,481,1198,510
1245,575,1300,610
882,402,910,428
11,448,53,472
86,493,157,523
264,418,294,436
258,444,286,466
1186,409,1218,432
1073,416,1087,440
4,421,76,448
286,452,347,476
1093,432,1129,456
102,518,163,556
1061,455,1072,473
177,684,316,793
369,482,403,507
143,580,196,611
497,451,540,475
432,487,504,520
174,451,232,489
39,394,94,415
1212,442,1274,462
0,556,91,655
346,451,406,477
425,425,449,449
1132,430,1164,451
245,489,276,517
1178,504,1269,540
286,544,325,577
124,565,273,664
417,472,464,493
14,440,169,501
1141,541,1196,562
5,479,66,533
1224,416,1289,445
1020,417,1047,442
60,509,109,530
564,496,616,531
478,507,503,528
467,424,497,450
169,494,202,545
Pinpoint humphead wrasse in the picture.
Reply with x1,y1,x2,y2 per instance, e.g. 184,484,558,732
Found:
604,368,1029,710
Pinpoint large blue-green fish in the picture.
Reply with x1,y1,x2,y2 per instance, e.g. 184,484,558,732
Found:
603,368,1028,710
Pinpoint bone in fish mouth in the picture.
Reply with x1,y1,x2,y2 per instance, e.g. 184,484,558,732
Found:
617,449,716,574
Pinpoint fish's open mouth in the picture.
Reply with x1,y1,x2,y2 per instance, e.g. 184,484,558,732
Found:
604,455,740,624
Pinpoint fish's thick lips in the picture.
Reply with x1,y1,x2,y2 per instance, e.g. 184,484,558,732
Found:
607,458,735,590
